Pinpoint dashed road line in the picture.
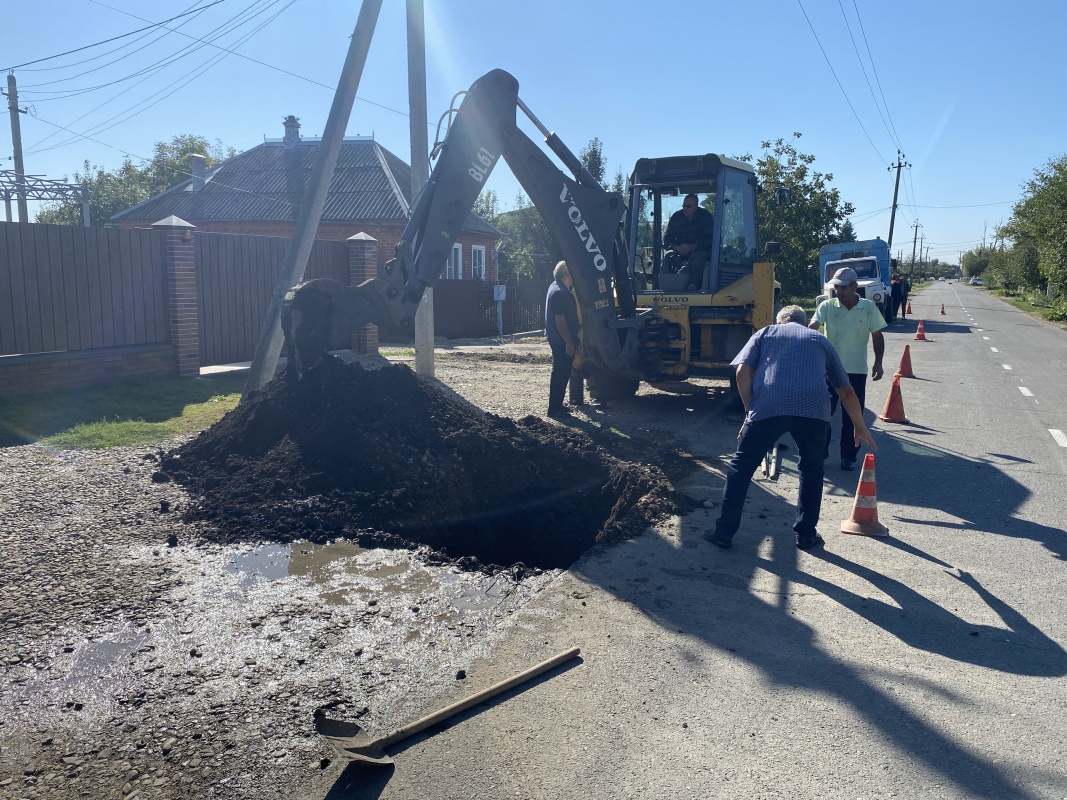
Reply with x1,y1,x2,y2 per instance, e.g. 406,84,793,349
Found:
991,347,999,352
1019,387,1034,397
1002,364,1013,370
1050,429,1067,448
982,336,990,340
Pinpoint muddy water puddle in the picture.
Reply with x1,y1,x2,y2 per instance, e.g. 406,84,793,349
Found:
221,540,512,614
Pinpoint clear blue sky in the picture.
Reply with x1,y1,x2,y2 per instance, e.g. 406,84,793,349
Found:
4,0,1065,265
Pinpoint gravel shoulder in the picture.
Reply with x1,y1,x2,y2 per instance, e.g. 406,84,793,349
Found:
0,339,736,800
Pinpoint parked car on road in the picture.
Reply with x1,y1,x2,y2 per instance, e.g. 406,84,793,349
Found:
970,278,984,286
939,277,946,282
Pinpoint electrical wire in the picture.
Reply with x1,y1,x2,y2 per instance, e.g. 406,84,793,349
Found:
851,0,904,149
0,1,226,72
93,0,410,118
20,1,217,88
795,0,888,165
24,0,295,156
20,0,287,99
838,0,898,152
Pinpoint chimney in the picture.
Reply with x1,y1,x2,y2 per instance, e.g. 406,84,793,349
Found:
282,115,301,146
190,154,206,192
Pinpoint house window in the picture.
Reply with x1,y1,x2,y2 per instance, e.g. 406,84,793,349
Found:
472,245,486,280
446,243,463,279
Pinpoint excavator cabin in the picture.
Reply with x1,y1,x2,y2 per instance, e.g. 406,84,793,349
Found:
623,154,778,383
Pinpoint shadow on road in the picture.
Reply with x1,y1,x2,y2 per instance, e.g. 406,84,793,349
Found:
320,365,1064,799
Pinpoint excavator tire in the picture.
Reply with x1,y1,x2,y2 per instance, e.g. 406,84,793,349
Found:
587,369,639,402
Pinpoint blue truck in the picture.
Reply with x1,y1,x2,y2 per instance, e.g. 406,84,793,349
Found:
816,237,893,322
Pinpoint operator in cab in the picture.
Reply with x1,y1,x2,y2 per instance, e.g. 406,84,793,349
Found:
663,193,714,291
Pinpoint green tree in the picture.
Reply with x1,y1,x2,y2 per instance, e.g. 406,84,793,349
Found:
579,137,606,187
36,134,236,226
835,219,858,243
1000,153,1067,307
473,189,499,221
738,134,855,301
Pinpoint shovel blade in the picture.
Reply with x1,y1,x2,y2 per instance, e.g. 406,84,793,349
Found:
314,716,393,766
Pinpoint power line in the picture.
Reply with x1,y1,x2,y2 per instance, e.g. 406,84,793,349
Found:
24,0,298,156
91,0,410,117
850,0,904,149
20,1,217,89
838,0,898,153
0,1,226,72
795,0,888,165
20,0,286,98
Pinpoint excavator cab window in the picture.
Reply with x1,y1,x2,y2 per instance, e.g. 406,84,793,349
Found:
715,168,758,290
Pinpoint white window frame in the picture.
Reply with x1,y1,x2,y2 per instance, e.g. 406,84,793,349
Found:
447,243,463,279
472,245,486,281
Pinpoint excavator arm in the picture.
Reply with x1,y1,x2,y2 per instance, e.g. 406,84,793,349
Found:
283,69,642,380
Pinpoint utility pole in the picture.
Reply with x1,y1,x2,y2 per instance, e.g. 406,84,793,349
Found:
4,73,29,222
243,0,384,399
886,151,909,251
408,0,433,378
919,235,925,273
910,220,920,276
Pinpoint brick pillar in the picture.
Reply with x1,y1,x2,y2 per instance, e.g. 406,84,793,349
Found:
153,216,200,377
347,232,379,354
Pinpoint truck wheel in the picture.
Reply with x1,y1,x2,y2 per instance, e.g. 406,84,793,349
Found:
587,370,639,402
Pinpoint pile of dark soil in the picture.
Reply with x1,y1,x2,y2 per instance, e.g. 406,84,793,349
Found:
160,358,682,570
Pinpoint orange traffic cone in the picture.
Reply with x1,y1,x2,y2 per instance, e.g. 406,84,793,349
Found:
913,320,929,341
879,375,910,423
940,303,946,315
905,301,912,315
895,345,915,378
841,454,889,537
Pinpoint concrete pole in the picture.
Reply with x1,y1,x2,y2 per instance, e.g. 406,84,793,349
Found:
910,221,920,276
242,0,384,400
407,0,434,377
6,74,29,223
886,154,904,251
81,185,91,227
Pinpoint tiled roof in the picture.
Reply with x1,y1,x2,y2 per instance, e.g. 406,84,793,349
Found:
112,138,499,237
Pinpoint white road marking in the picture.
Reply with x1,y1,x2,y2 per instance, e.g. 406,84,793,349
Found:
1050,429,1067,448
977,328,984,331
991,347,999,352
1002,364,1012,370
1018,387,1034,397
982,336,990,340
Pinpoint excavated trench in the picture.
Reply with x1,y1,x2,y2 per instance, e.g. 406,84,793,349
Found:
159,358,681,571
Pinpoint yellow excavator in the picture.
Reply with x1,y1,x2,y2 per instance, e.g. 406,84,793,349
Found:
283,69,785,400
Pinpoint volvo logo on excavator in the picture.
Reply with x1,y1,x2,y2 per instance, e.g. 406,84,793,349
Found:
559,185,607,272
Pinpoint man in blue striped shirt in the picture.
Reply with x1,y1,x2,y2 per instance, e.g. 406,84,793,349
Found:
706,305,876,550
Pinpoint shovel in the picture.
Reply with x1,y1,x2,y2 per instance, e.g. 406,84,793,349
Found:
315,646,580,766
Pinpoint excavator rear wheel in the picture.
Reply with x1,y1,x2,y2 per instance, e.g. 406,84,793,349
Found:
587,370,639,402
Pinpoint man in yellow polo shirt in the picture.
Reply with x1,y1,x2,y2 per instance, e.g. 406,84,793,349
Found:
809,267,886,470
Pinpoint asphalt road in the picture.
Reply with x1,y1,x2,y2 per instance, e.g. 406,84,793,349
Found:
303,284,1067,800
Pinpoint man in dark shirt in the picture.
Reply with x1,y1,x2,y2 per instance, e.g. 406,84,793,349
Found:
663,194,714,291
544,261,580,418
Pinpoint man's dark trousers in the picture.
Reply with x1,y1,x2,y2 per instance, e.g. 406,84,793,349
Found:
548,341,574,413
715,415,829,542
828,373,867,462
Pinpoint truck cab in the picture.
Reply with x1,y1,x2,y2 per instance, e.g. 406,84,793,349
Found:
816,238,892,322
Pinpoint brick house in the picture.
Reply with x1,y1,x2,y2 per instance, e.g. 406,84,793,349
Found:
110,116,500,280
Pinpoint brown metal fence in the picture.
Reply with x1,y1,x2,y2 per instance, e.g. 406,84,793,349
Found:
194,232,348,365
0,221,166,356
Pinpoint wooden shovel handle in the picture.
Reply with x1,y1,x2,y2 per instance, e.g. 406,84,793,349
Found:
378,646,580,749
